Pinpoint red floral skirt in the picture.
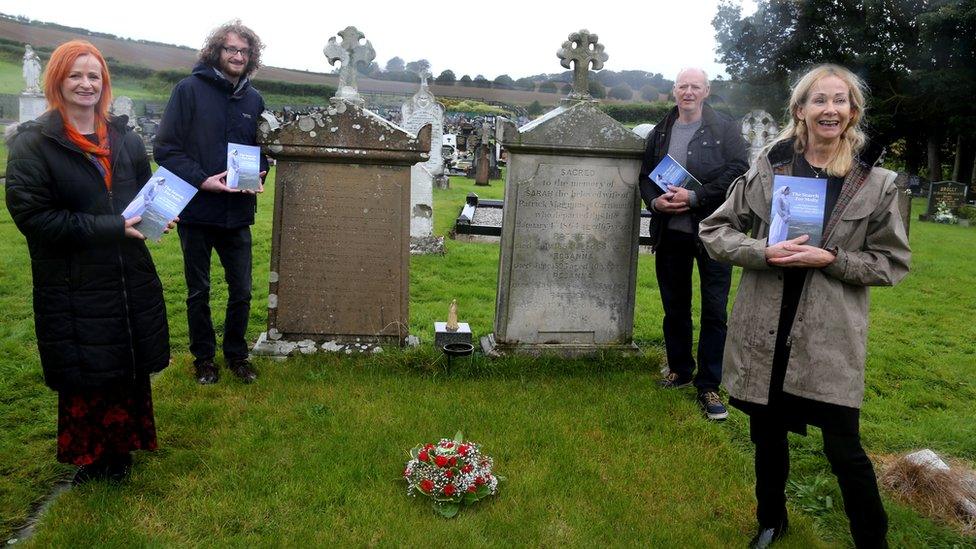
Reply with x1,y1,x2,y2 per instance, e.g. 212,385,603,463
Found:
56,377,158,466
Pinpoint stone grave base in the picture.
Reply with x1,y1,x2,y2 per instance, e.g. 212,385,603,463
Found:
409,235,446,255
19,94,46,123
252,331,418,358
480,333,640,358
434,322,472,349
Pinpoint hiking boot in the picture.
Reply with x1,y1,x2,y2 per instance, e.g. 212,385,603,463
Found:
749,517,788,548
658,371,692,389
698,390,729,421
194,359,218,385
227,358,257,384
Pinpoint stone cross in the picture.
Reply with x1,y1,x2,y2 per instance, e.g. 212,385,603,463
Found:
556,29,608,100
324,26,376,106
419,69,431,87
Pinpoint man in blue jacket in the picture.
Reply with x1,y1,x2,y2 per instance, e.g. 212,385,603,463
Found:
155,20,268,385
638,68,749,420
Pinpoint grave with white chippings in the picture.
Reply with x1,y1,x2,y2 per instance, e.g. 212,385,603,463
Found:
481,30,646,357
252,26,430,356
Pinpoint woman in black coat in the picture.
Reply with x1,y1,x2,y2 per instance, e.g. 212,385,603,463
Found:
6,40,170,483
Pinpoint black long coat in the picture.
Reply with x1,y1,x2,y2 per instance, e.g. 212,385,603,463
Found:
5,112,170,391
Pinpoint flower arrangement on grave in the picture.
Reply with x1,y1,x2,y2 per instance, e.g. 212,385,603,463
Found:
403,431,501,518
934,201,958,224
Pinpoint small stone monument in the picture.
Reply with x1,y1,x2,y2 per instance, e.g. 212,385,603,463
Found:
110,96,137,128
891,172,914,236
741,110,778,163
435,299,472,349
922,181,968,221
481,30,645,356
20,44,47,123
253,26,430,356
401,71,446,254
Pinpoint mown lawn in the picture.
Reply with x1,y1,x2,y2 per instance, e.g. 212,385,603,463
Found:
1,171,973,546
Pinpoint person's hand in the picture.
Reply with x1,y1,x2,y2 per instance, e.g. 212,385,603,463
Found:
766,235,836,268
163,216,179,234
241,171,267,195
654,187,690,214
199,171,238,193
124,216,146,240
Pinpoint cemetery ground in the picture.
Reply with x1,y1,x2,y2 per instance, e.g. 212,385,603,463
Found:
1,171,974,547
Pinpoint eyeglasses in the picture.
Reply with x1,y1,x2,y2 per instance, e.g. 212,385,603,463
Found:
221,46,251,57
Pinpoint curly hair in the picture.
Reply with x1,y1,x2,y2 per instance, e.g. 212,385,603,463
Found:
771,64,868,177
198,20,264,77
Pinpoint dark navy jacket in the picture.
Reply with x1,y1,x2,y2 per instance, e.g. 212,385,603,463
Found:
154,63,269,228
638,104,749,247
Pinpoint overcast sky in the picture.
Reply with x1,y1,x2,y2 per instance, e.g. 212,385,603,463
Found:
1,0,756,81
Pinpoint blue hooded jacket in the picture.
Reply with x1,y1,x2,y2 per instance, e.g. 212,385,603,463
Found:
154,62,269,228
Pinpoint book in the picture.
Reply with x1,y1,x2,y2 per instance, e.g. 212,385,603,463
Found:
121,166,197,241
648,154,703,193
768,175,827,247
226,143,262,191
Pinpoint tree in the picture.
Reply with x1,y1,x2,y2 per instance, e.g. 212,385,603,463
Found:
514,77,536,91
405,59,431,74
436,70,456,85
588,80,605,99
526,100,545,116
357,61,380,77
639,84,659,101
539,81,558,94
608,85,633,100
561,83,574,95
385,57,405,72
459,74,472,87
474,74,491,88
493,74,515,89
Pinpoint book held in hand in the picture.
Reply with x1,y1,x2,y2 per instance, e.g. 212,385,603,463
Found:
121,166,197,241
226,143,261,191
648,154,703,193
768,175,827,247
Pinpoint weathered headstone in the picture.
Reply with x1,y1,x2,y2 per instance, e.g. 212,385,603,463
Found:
741,110,778,163
401,71,446,253
19,44,46,123
923,181,968,221
481,30,645,356
891,173,913,236
253,26,430,356
110,96,137,128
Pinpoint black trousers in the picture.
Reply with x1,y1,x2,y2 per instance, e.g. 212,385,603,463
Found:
750,414,889,548
654,230,732,392
177,224,253,364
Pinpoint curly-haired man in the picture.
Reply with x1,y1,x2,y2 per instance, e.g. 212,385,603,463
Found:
155,20,268,385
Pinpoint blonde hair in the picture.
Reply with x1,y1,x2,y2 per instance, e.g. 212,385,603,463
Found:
772,64,867,176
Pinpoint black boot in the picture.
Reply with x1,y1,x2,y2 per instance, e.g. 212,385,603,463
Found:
749,517,788,548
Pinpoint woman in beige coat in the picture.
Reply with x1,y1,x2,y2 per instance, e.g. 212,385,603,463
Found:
699,65,910,549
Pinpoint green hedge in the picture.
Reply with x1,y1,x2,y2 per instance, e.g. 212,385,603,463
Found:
599,101,673,124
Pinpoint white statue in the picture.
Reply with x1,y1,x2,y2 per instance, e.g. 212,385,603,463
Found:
23,45,42,95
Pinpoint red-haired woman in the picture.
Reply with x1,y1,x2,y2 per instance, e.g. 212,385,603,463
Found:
6,40,171,483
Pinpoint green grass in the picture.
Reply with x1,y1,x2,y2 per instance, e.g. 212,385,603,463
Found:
1,171,974,546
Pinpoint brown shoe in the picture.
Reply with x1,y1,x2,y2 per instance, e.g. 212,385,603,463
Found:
227,358,257,383
194,359,218,385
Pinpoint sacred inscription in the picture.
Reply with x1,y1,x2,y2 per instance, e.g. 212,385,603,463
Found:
505,163,637,344
273,162,407,340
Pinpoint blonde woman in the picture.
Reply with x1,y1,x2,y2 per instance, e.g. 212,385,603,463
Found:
699,65,910,548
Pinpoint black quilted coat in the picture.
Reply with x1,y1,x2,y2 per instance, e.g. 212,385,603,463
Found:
5,112,170,391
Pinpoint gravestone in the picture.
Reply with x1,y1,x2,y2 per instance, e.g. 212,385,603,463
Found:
401,71,446,253
253,26,430,356
741,110,778,163
923,181,968,221
110,96,137,128
19,44,46,123
891,173,914,236
482,29,645,356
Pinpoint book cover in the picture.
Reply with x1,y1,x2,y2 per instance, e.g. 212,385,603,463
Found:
226,143,262,191
768,175,827,247
122,166,197,241
648,154,703,194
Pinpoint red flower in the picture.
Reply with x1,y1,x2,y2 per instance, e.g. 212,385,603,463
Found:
462,464,473,473
442,484,456,497
467,484,478,493
475,476,485,486
424,443,434,450
419,450,429,462
458,444,470,456
445,469,454,478
419,479,434,493
435,455,449,467
441,441,454,449
449,456,458,467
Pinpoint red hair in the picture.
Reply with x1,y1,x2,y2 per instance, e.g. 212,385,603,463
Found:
43,40,113,122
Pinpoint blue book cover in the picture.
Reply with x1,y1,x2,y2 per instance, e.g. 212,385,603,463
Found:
121,166,197,241
227,143,261,191
768,175,827,247
648,154,703,193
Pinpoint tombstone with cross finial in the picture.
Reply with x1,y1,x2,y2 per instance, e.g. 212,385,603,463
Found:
253,27,431,356
481,30,645,358
323,26,376,106
401,69,446,253
557,29,608,101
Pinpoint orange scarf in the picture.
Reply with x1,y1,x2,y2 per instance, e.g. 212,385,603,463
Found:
62,115,113,190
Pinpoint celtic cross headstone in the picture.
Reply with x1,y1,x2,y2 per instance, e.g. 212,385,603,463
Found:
323,26,376,106
556,29,608,101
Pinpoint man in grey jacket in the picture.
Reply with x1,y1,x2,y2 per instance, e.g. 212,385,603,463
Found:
638,68,749,420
